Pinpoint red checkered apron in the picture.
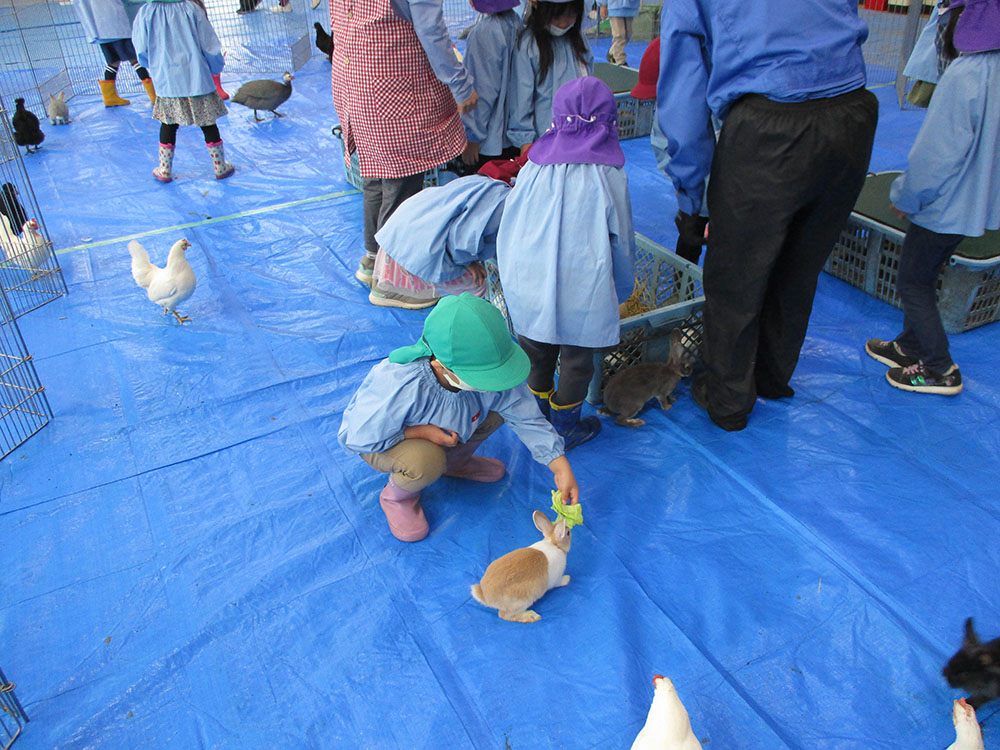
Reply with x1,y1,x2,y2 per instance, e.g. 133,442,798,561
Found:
330,0,466,179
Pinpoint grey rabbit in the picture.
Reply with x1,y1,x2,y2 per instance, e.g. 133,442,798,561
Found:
598,328,694,427
942,617,1000,709
47,92,70,125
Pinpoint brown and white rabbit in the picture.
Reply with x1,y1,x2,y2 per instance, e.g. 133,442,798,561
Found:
470,510,570,623
943,618,1000,710
599,328,695,427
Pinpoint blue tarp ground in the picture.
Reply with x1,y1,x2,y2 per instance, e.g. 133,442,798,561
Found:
1,54,999,750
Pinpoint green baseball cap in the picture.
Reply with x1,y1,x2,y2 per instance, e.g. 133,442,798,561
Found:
388,293,530,392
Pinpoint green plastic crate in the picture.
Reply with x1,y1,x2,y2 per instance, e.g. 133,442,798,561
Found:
485,232,704,404
825,172,1000,333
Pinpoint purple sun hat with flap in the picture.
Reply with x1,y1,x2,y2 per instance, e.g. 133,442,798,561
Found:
528,76,625,168
949,0,1000,53
472,0,520,13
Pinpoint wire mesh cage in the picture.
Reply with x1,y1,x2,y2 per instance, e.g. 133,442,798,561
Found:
0,282,51,460
0,96,67,320
1,665,31,749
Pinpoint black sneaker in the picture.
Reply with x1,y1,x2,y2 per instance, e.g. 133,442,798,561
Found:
866,339,918,368
886,362,963,395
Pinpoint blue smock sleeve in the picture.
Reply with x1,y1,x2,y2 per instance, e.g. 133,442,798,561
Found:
461,19,503,144
507,35,539,148
889,66,976,217
132,6,149,68
405,0,475,104
338,362,420,455
656,0,715,216
195,8,225,76
604,167,636,303
491,384,565,465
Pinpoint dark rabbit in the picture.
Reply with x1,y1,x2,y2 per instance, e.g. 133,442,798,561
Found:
943,618,1000,710
599,328,694,427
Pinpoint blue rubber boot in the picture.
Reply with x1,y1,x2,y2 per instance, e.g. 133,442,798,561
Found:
549,399,601,450
529,385,553,419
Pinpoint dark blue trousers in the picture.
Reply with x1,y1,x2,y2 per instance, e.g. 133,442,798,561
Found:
894,222,963,374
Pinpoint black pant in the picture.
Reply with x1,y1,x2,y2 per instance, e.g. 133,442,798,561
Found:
701,87,878,423
362,174,424,255
895,222,963,374
517,336,596,406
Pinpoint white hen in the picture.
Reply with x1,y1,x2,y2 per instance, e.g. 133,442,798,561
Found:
128,238,196,323
17,219,49,271
946,698,985,750
0,213,18,260
631,675,702,750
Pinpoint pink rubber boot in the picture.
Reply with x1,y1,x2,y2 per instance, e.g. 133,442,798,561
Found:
379,478,429,542
444,438,505,482
213,74,230,101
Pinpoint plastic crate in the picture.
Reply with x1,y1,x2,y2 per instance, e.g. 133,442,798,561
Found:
593,63,655,140
824,172,1000,333
485,233,705,404
330,126,458,190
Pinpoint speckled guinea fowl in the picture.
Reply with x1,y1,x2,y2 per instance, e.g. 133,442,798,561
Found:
231,72,294,121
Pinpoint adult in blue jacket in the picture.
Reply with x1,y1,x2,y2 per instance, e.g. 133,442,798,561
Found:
657,0,878,431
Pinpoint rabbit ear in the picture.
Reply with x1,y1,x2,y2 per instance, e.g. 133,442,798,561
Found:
553,517,568,540
533,510,553,535
965,618,980,646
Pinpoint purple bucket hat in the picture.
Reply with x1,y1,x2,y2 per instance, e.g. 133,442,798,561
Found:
529,76,625,168
472,0,519,13
950,0,1000,53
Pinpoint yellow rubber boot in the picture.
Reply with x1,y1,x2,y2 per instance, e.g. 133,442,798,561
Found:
142,78,156,105
98,79,130,107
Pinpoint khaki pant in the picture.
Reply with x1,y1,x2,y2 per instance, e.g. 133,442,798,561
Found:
360,411,504,491
609,16,633,65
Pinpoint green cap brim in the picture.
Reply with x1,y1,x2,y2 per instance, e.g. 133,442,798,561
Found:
388,337,433,365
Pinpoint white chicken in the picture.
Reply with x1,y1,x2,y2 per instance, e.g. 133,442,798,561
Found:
630,675,702,750
17,218,49,272
946,698,985,750
0,212,19,260
128,238,197,323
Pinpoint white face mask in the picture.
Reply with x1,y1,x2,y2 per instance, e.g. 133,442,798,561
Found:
548,22,571,36
444,369,484,392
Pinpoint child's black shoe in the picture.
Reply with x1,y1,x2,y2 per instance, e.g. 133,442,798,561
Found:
865,338,918,368
886,362,962,395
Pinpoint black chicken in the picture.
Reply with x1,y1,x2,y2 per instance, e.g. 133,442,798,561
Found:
314,22,333,62
12,98,44,154
0,183,27,229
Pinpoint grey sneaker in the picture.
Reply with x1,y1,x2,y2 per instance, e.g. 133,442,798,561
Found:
368,288,439,310
355,254,375,286
866,339,918,368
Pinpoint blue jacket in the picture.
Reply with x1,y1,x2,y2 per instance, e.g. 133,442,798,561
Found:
891,52,1000,238
507,33,593,147
132,0,224,98
338,358,564,465
656,0,868,215
597,0,640,19
462,11,522,155
496,161,635,348
375,175,510,283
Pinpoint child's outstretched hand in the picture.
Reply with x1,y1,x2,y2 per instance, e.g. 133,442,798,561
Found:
547,455,580,504
404,424,460,447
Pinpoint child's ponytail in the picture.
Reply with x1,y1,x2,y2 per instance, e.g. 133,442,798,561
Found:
941,4,965,62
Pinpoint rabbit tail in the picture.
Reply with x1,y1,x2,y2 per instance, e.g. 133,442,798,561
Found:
470,584,487,606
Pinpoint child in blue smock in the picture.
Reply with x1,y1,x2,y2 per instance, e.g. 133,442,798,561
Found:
507,0,593,153
339,293,579,542
133,0,233,183
72,0,156,107
370,174,512,308
460,0,524,170
597,0,640,66
496,76,635,449
865,0,1000,396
